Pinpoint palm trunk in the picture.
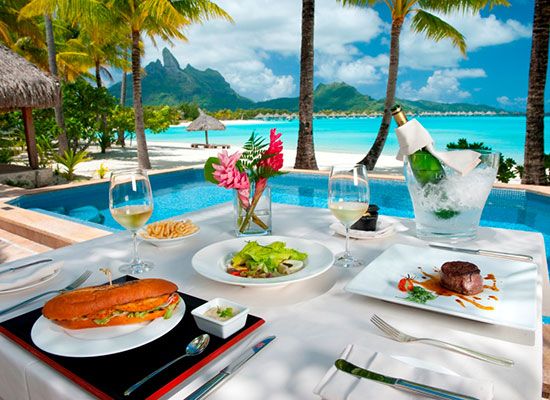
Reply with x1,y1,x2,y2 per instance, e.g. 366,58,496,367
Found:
522,0,549,185
294,0,318,170
117,70,127,147
359,18,403,170
44,14,68,154
95,61,110,153
131,30,151,169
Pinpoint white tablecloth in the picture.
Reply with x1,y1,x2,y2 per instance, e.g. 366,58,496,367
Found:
0,204,547,400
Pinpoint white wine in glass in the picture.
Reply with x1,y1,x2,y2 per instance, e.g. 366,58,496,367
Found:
328,165,370,268
109,169,154,274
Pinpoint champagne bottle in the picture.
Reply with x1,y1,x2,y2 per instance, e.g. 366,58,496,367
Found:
391,105,445,185
392,104,458,220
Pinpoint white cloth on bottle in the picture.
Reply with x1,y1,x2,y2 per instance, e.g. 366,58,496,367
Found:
313,344,494,400
395,119,481,175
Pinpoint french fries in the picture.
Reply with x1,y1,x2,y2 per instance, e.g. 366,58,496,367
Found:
144,219,198,239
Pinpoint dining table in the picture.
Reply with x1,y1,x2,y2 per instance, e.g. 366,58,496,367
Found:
0,203,547,400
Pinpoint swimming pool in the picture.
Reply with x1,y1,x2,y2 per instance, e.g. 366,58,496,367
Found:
9,168,550,266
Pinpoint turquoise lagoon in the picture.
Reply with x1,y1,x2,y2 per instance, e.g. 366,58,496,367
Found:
147,116,549,163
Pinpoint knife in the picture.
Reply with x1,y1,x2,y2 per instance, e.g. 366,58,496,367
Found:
184,335,276,400
429,243,533,262
335,359,479,400
0,258,53,276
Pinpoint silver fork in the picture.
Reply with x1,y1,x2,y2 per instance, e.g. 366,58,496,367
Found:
0,270,92,317
371,314,514,367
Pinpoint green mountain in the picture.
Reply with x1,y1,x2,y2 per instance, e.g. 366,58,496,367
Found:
109,48,504,114
109,48,254,109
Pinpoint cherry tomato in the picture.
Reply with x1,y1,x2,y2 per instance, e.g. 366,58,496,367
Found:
398,275,414,292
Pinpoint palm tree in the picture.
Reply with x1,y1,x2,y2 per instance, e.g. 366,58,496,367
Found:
341,0,509,170
108,0,232,169
294,0,318,170
522,0,549,185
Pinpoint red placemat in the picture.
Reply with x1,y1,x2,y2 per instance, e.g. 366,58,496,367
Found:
0,276,265,399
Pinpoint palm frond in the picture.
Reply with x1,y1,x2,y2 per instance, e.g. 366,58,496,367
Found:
418,0,509,14
339,0,380,7
411,9,466,55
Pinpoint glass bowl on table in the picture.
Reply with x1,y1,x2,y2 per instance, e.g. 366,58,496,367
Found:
328,164,370,268
109,168,154,274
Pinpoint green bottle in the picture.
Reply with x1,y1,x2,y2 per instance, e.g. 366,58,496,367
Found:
392,105,458,219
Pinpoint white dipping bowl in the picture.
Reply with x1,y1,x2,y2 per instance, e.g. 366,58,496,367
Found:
191,298,249,339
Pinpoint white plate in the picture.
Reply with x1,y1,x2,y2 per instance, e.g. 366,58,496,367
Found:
345,244,538,331
138,219,200,247
0,268,61,294
31,300,185,357
330,216,398,240
192,236,334,287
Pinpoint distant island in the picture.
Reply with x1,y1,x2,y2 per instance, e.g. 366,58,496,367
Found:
109,48,508,115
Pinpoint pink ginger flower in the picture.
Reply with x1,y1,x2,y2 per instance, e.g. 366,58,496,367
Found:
212,150,250,208
261,128,284,171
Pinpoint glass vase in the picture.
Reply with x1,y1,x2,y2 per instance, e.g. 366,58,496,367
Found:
234,184,272,237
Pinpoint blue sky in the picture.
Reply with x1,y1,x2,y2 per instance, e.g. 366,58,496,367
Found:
140,0,545,111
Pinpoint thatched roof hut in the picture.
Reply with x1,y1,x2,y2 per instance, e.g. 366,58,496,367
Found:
186,109,225,146
0,44,59,169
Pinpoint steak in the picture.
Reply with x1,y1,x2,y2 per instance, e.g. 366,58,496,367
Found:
440,261,483,295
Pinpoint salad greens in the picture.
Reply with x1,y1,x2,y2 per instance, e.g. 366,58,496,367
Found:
229,241,307,278
405,286,437,304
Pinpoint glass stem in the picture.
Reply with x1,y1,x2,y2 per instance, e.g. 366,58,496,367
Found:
344,225,351,257
131,231,140,265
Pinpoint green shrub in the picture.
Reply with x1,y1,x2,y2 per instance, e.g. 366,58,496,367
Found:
54,149,92,181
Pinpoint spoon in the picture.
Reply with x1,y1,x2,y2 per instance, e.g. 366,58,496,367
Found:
124,334,210,396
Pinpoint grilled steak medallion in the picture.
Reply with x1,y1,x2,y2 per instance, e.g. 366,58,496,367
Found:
440,261,483,295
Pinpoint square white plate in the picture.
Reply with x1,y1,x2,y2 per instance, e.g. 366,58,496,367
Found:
345,244,539,331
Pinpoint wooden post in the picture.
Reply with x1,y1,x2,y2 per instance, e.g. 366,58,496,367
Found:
21,107,39,170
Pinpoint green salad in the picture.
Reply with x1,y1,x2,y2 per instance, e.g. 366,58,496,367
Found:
228,241,308,278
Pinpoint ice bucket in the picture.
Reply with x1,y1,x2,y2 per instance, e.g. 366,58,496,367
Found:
404,151,499,241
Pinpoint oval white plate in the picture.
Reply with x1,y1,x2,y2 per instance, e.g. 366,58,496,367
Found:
138,220,200,247
31,300,185,357
192,236,334,287
330,216,397,240
0,267,61,294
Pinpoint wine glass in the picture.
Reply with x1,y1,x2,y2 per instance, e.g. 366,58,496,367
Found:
109,169,154,274
328,165,370,268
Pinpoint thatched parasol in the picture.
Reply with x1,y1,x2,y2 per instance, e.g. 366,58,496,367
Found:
0,44,59,169
186,109,225,145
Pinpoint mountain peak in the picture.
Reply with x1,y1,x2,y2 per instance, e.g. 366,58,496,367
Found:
162,48,180,70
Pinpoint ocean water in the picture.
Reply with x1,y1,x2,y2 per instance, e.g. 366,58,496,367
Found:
146,116,550,163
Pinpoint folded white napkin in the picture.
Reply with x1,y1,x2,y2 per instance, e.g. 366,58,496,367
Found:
395,119,481,176
0,262,60,291
314,344,493,400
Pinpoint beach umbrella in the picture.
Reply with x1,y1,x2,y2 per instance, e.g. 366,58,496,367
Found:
186,109,225,145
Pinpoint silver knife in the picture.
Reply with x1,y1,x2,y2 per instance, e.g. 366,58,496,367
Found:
335,359,479,400
429,243,533,262
0,259,53,276
184,336,276,400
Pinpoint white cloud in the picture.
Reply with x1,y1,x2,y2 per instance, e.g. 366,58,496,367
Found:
400,11,531,70
316,54,388,85
497,95,526,109
398,68,487,102
142,0,384,100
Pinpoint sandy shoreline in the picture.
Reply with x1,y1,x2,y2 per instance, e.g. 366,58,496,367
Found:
171,119,271,128
75,140,404,178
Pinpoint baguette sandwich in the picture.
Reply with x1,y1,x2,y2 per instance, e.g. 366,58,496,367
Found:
42,278,181,329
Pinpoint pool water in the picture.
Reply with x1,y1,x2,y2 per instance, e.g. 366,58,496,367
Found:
10,168,550,267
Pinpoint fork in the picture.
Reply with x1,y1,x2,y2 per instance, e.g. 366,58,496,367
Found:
371,314,514,367
0,270,92,317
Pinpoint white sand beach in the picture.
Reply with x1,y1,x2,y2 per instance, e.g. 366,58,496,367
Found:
171,119,270,128
74,140,404,178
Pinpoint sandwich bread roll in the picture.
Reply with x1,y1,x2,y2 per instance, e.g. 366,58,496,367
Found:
43,278,180,329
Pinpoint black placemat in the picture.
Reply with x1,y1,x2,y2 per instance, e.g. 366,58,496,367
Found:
0,276,264,400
